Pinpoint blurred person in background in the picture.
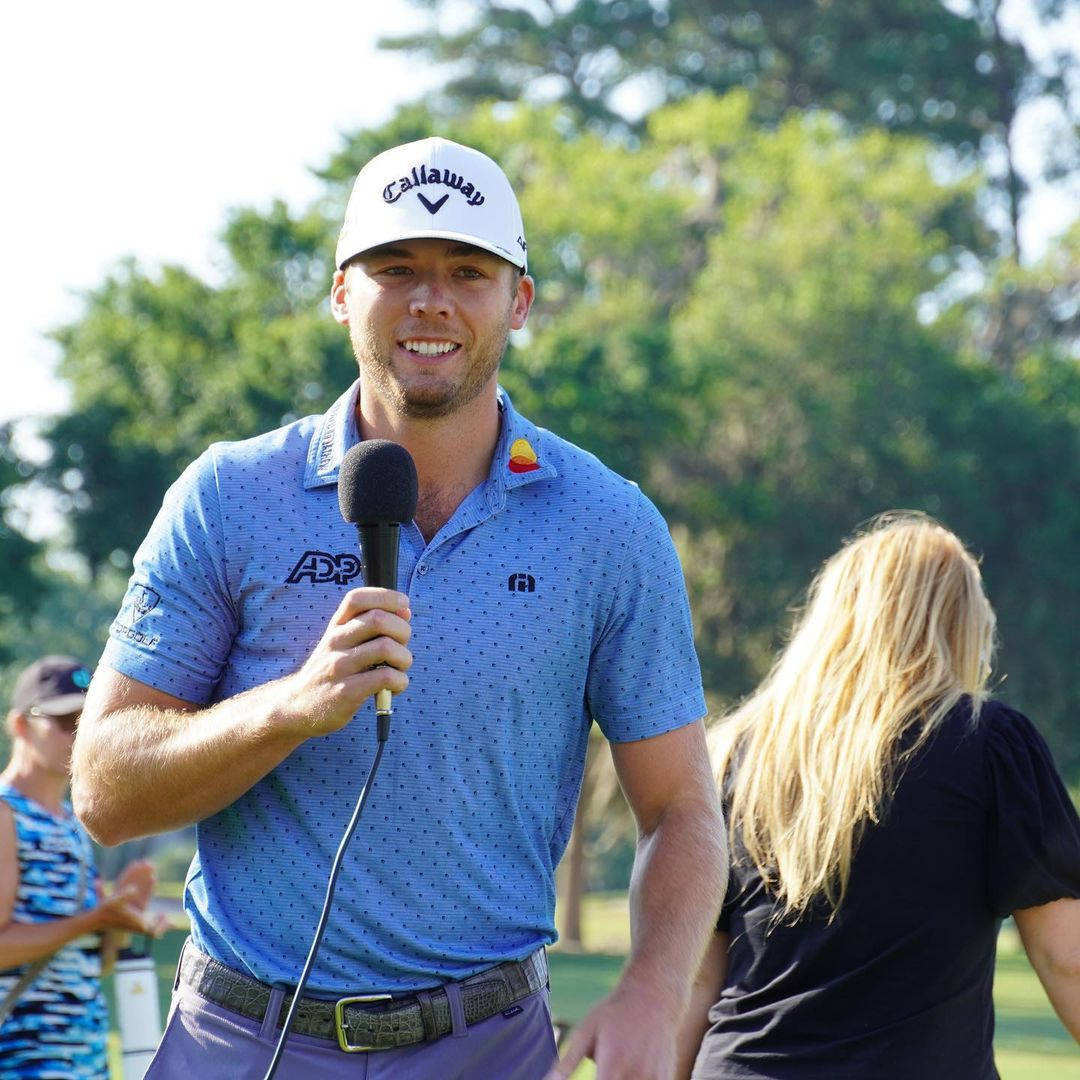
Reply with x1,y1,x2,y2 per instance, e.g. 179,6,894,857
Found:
0,656,164,1079
676,513,1080,1079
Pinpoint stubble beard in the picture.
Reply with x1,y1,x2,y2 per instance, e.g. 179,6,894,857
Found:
349,322,510,420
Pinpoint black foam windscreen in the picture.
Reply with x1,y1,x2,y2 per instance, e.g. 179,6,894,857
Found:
338,440,419,525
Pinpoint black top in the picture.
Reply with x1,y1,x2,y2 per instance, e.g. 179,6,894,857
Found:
694,699,1080,1080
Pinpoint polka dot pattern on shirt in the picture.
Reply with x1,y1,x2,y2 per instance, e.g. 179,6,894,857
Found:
101,383,706,993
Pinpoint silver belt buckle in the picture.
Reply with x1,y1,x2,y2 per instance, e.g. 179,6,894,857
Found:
334,994,392,1052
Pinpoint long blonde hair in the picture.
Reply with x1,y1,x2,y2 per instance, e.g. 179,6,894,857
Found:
711,512,996,919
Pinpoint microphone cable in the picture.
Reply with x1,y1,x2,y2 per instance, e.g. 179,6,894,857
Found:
262,713,391,1080
263,436,415,1077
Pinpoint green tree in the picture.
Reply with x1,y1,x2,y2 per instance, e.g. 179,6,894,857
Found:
384,0,1079,256
645,96,1080,767
0,423,125,757
384,0,1015,139
0,426,51,668
41,202,351,572
39,95,1080,777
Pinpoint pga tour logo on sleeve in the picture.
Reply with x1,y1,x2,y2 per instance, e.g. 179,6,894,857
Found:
111,582,161,648
383,164,486,212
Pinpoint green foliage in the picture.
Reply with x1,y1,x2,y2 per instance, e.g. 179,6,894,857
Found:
42,212,354,568
0,568,125,763
0,425,48,664
29,90,1080,777
962,221,1080,373
386,0,1079,260
384,0,1022,147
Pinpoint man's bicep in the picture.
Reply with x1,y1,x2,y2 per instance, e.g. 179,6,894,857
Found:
609,719,717,831
101,449,237,704
82,665,199,723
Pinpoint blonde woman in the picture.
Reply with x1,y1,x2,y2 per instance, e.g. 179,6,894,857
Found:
678,514,1080,1079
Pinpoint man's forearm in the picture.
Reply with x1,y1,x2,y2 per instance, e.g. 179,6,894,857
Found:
623,798,728,1010
72,588,414,846
72,681,304,845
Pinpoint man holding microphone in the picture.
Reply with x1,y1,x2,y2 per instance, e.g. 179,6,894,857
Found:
72,136,725,1078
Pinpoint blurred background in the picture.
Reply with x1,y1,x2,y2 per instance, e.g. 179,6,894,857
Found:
2,1,1078,1074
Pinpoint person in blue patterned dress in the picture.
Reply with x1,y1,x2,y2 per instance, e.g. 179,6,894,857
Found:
0,656,163,1079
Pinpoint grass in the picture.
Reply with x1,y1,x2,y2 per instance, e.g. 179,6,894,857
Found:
105,895,1076,1078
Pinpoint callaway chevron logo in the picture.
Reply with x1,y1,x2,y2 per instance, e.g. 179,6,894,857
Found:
383,164,485,208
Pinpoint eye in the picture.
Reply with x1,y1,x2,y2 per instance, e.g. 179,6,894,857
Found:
454,266,486,280
378,265,413,277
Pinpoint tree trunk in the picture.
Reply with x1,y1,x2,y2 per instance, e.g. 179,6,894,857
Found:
988,0,1023,264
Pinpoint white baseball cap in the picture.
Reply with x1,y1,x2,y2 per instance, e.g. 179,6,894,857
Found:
335,137,528,272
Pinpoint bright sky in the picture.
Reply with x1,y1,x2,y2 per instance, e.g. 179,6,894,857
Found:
0,0,436,427
1,1,1077,430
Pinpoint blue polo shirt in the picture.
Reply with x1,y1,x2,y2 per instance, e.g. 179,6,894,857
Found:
100,382,706,994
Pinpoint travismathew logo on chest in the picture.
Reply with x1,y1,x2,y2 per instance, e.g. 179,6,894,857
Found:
383,164,486,212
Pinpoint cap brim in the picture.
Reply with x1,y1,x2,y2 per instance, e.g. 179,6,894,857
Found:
33,693,87,716
338,228,526,272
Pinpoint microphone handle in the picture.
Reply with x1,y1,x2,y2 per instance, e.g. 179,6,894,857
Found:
357,522,401,722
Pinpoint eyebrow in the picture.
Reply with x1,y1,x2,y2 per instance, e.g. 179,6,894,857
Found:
362,243,497,260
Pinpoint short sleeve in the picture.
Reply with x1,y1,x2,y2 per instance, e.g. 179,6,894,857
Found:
585,491,706,741
99,446,237,704
984,703,1080,916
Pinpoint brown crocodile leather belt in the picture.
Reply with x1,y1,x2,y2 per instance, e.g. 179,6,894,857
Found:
178,941,549,1052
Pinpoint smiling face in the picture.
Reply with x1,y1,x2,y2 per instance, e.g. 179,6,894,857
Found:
332,238,534,421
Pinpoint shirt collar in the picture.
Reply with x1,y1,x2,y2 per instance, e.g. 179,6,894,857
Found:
303,381,363,490
303,381,558,494
488,388,557,500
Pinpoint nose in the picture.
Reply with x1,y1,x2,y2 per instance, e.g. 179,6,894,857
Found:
408,273,454,319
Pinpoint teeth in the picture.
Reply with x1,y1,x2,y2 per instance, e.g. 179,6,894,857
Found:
403,340,457,356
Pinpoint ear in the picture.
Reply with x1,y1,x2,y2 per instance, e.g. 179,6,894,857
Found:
330,268,350,326
7,711,28,740
510,274,535,332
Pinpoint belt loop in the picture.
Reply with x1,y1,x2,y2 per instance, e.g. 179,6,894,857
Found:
172,937,188,992
444,982,468,1038
535,947,549,990
416,990,439,1042
260,988,286,1041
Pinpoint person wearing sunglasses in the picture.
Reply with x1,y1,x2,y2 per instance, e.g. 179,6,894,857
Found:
0,656,164,1079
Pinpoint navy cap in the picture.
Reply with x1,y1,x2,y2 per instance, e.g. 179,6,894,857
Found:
10,655,93,716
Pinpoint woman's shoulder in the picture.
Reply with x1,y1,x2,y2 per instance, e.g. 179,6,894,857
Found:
0,785,38,819
930,696,1040,750
972,698,1057,761
903,697,1047,798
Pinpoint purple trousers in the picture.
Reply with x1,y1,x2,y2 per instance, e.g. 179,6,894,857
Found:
145,975,559,1079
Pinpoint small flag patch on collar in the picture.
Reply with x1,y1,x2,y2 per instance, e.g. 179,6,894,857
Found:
508,437,540,473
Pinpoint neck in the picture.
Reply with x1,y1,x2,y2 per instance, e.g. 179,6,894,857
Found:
356,382,501,499
1,749,68,815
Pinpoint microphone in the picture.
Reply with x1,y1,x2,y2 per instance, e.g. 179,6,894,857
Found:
264,441,418,1080
338,440,418,728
